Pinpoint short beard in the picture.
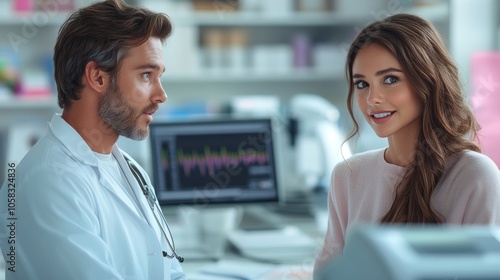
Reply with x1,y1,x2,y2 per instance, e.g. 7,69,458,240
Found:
98,76,150,141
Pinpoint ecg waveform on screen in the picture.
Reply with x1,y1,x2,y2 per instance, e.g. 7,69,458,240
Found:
175,146,268,177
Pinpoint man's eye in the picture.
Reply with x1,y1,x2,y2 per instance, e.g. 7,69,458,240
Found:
142,73,151,79
354,81,368,89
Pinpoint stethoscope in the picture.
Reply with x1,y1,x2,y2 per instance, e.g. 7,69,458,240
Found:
124,155,184,263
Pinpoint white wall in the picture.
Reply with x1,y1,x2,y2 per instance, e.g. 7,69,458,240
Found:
449,0,498,95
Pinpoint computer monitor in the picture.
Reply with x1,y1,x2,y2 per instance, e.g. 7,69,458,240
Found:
149,118,280,207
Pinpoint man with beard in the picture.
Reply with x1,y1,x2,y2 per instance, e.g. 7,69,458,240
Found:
0,0,185,279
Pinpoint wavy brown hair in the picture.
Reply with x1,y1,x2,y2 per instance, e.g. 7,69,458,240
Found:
345,14,481,223
54,0,172,109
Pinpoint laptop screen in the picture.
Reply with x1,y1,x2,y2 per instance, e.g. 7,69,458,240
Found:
149,118,280,206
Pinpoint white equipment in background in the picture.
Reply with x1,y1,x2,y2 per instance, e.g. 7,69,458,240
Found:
230,93,351,192
290,94,351,191
315,226,500,280
230,94,351,233
289,94,351,234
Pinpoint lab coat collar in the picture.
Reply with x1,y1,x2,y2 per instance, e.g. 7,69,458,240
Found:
50,114,140,215
49,114,163,241
96,146,144,218
111,147,148,214
49,113,98,167
112,148,164,240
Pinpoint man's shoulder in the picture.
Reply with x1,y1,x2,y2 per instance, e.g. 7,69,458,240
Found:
16,133,85,180
17,134,59,168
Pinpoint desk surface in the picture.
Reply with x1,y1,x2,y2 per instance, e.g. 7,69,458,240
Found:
165,204,323,279
0,204,323,280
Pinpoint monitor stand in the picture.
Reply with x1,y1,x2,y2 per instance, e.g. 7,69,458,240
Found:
164,204,284,261
226,205,317,263
238,205,283,231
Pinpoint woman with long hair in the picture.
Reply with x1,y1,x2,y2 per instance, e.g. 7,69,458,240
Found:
314,13,500,272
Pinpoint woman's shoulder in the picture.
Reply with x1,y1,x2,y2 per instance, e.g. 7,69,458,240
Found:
334,148,385,172
449,150,499,180
455,150,498,171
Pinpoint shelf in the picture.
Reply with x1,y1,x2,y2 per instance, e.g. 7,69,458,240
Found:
171,12,362,27
0,11,70,26
169,4,448,27
404,3,449,22
0,3,448,27
0,97,58,109
163,70,343,83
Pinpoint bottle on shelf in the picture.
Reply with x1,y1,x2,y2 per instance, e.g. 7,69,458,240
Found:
227,28,250,74
292,33,311,69
202,28,225,73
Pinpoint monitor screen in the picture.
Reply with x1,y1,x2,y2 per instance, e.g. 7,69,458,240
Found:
149,118,280,206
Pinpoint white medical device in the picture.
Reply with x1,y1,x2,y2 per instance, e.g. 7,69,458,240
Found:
290,94,351,191
315,225,500,280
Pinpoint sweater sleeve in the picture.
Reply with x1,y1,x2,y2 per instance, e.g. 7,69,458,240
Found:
314,164,348,271
437,151,500,224
458,153,500,224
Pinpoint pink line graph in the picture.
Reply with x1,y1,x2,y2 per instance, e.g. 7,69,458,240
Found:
176,146,268,177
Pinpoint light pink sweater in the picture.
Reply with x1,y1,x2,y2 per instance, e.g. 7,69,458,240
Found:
315,148,500,269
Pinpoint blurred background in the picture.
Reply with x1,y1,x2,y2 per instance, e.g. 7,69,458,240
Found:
1,0,500,194
2,0,500,277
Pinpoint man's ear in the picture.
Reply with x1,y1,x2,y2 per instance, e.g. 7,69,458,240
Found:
83,61,110,95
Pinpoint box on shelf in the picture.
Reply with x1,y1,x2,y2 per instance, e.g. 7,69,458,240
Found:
192,0,239,12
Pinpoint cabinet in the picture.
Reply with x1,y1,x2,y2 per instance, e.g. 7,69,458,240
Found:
0,0,450,181
157,0,449,107
0,0,450,108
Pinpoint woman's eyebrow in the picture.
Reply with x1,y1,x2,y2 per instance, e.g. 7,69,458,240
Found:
353,67,403,79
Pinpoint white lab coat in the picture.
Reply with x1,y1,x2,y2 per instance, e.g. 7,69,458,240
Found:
0,114,185,280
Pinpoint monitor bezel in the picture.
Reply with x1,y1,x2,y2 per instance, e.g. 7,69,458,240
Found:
149,117,281,208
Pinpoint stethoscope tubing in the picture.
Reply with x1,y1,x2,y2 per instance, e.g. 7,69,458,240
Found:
125,156,184,263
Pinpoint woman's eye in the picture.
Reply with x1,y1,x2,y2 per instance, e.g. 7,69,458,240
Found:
384,76,398,84
354,81,368,89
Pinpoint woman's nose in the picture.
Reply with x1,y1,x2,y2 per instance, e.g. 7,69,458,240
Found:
367,86,383,105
